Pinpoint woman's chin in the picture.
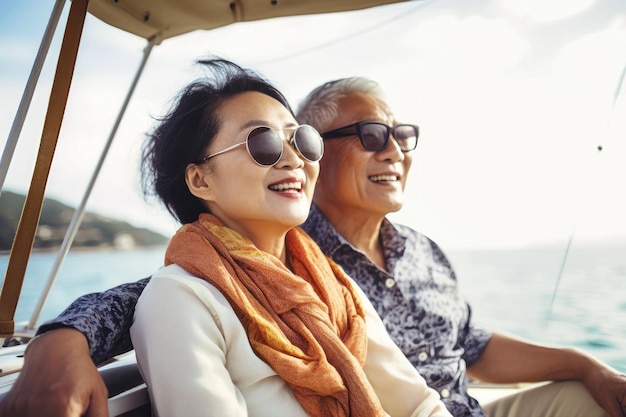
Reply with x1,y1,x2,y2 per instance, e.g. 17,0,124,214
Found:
280,211,311,228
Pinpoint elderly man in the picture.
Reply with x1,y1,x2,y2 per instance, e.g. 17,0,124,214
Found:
1,76,624,417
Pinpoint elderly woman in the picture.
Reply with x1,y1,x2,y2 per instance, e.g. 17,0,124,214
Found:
127,58,450,417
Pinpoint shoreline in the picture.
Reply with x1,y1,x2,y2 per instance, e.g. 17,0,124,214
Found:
0,244,167,256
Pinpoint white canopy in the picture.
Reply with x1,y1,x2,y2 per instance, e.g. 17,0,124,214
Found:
86,0,411,41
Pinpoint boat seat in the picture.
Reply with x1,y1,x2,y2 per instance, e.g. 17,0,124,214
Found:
100,354,151,417
0,345,151,416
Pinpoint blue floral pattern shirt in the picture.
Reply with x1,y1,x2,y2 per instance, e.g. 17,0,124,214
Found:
302,206,492,417
39,204,492,416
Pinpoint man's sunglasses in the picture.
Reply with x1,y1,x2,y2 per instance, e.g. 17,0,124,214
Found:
321,121,419,152
198,124,324,167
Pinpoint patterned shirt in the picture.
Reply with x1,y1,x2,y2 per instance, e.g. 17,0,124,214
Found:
39,204,491,416
302,206,492,417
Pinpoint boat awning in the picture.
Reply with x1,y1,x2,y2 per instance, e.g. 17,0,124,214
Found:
86,0,411,42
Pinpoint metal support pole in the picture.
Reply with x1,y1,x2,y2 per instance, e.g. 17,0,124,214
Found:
27,37,157,329
0,0,89,337
0,0,65,195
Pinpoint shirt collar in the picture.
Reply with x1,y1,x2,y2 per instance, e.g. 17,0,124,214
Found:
301,205,346,257
302,205,407,267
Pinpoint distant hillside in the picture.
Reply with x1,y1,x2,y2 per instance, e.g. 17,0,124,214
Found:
0,190,168,252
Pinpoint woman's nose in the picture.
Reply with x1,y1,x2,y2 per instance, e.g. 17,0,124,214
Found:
275,140,305,169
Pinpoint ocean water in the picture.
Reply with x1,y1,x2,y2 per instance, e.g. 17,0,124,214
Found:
1,245,624,372
447,245,626,373
0,248,167,327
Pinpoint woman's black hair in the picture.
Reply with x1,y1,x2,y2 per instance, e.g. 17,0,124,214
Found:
140,58,293,225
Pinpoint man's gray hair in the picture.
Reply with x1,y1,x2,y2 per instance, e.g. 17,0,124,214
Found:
296,77,387,133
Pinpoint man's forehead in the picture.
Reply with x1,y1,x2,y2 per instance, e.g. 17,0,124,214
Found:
338,93,394,122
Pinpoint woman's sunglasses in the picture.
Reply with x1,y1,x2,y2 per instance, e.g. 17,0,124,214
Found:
198,124,324,167
321,121,419,152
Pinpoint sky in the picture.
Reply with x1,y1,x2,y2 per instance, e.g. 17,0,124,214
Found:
1,0,626,250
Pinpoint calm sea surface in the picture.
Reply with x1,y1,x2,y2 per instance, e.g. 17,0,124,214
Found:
447,245,626,373
1,245,624,372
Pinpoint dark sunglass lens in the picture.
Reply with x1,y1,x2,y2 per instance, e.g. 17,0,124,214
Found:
360,123,388,151
393,125,418,151
294,125,323,162
247,127,283,166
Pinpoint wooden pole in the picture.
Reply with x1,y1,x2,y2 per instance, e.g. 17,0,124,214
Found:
0,0,90,337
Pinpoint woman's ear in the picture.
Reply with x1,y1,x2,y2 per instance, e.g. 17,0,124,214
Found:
185,163,214,201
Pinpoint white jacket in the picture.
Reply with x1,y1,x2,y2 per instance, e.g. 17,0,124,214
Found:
130,264,451,417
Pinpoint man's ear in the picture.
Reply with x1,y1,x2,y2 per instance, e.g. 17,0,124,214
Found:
185,163,214,201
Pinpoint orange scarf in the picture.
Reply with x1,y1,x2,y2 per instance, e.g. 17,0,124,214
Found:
165,214,385,417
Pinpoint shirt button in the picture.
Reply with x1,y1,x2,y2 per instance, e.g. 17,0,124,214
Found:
417,351,428,362
385,278,395,288
440,389,450,399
